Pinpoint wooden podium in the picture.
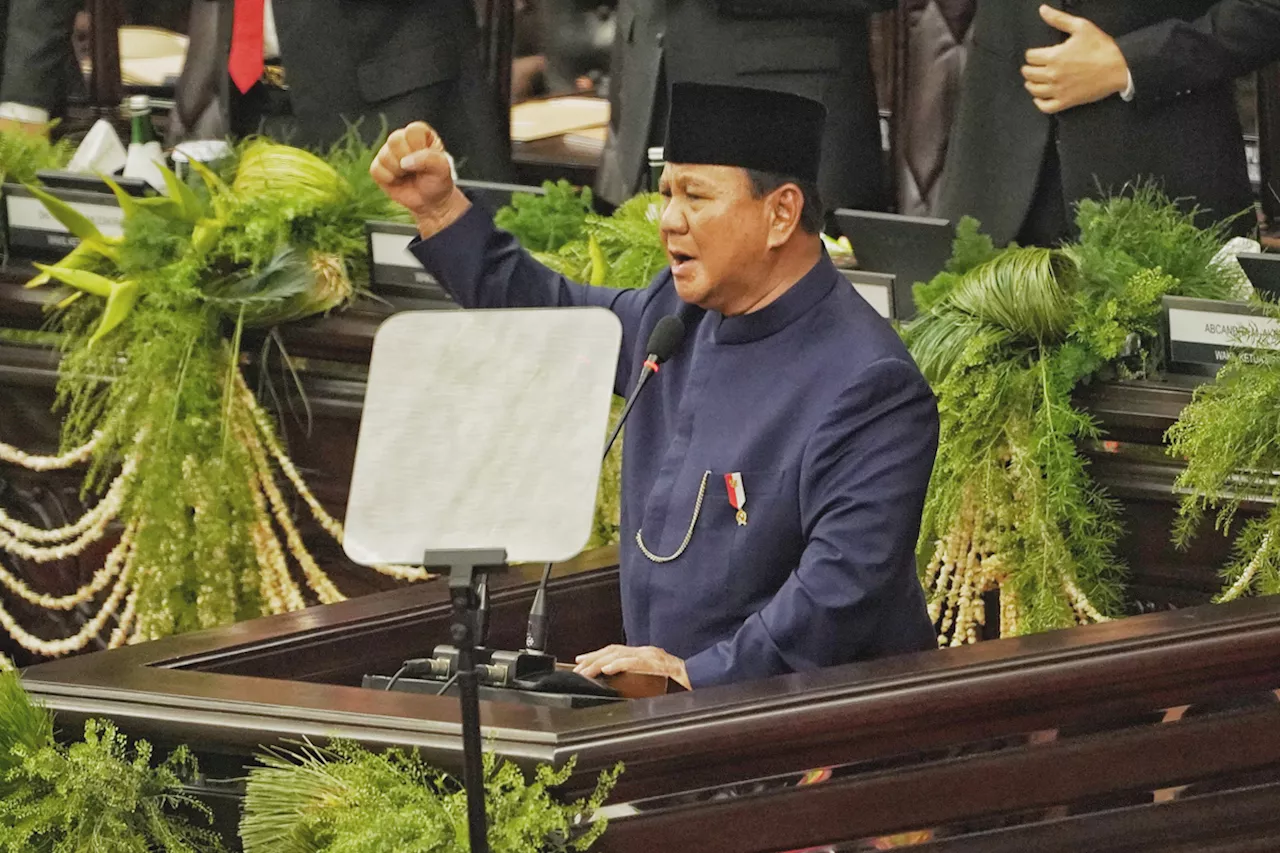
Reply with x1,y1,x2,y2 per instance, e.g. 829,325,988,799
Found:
16,552,1280,853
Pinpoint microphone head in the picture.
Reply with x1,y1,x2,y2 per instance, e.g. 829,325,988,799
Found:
645,313,688,365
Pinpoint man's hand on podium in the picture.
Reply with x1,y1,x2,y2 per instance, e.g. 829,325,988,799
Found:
370,121,472,240
574,644,692,691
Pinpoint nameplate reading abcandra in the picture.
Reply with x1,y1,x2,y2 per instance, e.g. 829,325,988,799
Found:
3,184,124,257
364,220,456,308
1162,295,1280,376
841,269,894,321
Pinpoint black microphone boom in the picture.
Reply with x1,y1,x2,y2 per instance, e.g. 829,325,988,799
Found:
601,314,686,457
525,310,691,652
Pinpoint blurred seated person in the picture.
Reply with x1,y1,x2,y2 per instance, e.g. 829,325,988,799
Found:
941,1,1280,247
0,0,83,136
512,0,616,101
169,0,512,180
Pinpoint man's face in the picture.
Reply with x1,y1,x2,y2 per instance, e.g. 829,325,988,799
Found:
658,163,773,314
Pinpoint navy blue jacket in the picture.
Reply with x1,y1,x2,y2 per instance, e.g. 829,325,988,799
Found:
411,205,939,687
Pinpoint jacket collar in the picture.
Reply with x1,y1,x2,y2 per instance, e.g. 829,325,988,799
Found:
712,252,838,345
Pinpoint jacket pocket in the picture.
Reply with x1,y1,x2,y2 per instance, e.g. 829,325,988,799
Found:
358,39,461,104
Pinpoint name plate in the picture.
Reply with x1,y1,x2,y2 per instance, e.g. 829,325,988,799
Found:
1163,295,1280,375
3,183,125,257
365,220,455,306
842,269,894,320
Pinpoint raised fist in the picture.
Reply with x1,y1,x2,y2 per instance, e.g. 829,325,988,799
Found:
371,121,471,237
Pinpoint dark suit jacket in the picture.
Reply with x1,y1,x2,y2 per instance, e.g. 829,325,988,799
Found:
0,0,81,113
940,0,1280,246
169,0,511,180
595,0,894,211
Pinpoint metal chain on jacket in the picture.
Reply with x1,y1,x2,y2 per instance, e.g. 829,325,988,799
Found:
635,470,712,564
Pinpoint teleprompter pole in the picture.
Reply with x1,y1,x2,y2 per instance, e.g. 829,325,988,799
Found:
431,549,507,853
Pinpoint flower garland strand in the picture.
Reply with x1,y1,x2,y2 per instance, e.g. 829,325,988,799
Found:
0,360,438,658
0,522,136,657
0,435,97,471
235,371,434,583
0,454,134,549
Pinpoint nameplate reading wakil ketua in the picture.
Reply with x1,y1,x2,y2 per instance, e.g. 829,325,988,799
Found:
364,220,454,306
1163,295,1280,375
3,183,125,257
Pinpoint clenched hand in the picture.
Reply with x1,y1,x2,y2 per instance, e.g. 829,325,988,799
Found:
370,121,471,238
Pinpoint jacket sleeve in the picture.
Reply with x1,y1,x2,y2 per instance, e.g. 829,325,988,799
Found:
1116,1,1280,106
683,357,939,688
0,0,80,111
717,0,896,17
409,202,659,395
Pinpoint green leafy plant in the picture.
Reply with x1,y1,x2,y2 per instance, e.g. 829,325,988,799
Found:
535,194,667,292
494,180,594,254
1,130,430,660
240,739,622,853
1167,301,1280,601
0,128,73,186
908,185,1239,643
0,671,223,852
585,398,624,551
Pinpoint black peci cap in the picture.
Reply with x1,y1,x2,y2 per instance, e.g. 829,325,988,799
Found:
663,82,826,183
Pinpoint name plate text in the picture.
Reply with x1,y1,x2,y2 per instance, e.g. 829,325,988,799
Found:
3,184,124,257
365,221,453,304
1163,295,1280,373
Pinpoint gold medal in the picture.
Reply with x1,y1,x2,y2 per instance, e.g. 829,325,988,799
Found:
725,472,747,526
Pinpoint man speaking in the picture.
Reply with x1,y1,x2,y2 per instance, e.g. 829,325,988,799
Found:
371,83,939,690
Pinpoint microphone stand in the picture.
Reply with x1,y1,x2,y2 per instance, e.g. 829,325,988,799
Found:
526,351,665,653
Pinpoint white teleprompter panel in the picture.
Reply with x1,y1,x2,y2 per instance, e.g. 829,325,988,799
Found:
344,307,622,566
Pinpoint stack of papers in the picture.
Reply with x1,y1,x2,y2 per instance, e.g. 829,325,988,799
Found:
81,27,188,88
510,97,610,143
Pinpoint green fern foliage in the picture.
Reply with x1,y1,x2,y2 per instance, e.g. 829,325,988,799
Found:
0,128,73,186
1167,301,1280,601
910,185,1229,641
241,739,622,853
494,180,594,254
0,672,223,852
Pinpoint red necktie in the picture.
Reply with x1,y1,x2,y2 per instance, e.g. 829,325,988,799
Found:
228,0,266,94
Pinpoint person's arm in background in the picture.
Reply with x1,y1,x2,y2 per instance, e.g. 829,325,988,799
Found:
1117,0,1280,107
0,0,81,135
1022,1,1280,115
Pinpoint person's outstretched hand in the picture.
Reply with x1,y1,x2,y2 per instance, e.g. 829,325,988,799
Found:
370,121,471,238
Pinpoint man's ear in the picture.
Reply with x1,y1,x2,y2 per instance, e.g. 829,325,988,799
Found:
766,184,805,248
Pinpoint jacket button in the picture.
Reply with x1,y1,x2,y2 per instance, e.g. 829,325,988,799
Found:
657,31,665,48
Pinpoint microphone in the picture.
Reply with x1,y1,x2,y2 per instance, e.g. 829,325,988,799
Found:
524,309,692,652
600,313,686,458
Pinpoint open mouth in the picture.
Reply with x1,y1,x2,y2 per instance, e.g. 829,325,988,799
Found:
668,250,696,273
